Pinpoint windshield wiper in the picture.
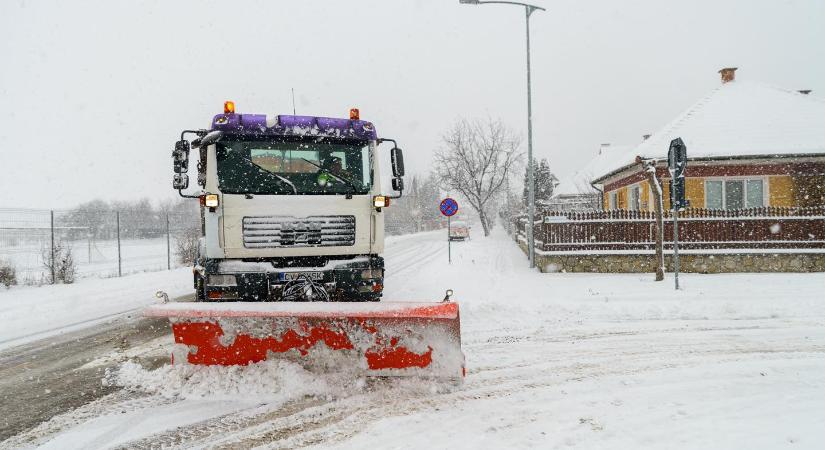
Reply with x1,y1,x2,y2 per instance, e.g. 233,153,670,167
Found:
235,154,298,194
300,158,360,194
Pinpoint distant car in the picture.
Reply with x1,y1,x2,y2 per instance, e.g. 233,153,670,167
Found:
449,221,470,241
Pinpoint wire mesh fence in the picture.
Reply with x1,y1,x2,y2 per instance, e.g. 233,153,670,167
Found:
0,207,200,284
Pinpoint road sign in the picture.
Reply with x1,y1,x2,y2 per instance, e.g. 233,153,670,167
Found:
668,138,688,210
668,137,687,177
440,198,458,217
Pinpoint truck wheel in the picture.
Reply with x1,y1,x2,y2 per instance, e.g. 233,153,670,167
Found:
195,276,206,302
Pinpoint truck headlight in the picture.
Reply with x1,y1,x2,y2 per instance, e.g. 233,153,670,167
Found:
204,194,219,208
208,274,237,286
373,195,389,208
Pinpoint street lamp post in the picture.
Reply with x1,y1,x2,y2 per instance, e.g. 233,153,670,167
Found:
459,0,544,268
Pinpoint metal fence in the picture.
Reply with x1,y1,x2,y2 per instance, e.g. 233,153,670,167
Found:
0,207,200,283
515,206,825,252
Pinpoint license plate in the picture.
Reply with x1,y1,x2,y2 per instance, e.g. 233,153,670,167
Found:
279,271,324,282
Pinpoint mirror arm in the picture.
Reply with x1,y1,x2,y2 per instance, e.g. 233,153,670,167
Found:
178,189,201,199
377,138,398,147
180,129,208,141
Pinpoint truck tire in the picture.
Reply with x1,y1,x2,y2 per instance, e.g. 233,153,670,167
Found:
195,275,206,302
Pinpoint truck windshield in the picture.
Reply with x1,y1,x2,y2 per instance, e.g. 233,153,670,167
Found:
216,138,373,195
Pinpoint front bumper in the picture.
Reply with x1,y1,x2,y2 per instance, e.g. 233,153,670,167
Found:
199,256,384,301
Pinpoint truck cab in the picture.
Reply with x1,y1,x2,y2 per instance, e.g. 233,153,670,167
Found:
171,103,405,302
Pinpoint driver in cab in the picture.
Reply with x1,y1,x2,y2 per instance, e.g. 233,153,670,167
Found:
317,156,353,187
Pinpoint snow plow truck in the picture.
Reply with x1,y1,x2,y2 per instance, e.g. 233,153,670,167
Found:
146,102,464,378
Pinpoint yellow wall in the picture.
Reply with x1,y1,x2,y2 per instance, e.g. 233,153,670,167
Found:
604,173,822,211
685,178,704,208
617,186,628,209
769,175,794,207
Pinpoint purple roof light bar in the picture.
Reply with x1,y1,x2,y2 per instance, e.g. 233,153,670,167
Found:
210,113,378,141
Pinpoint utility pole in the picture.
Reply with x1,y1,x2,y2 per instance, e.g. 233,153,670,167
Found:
459,0,545,267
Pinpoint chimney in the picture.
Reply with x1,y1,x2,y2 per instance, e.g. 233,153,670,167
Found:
798,89,812,95
599,143,610,154
718,67,737,84
642,134,651,141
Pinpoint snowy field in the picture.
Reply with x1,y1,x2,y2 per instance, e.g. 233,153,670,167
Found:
0,237,179,281
2,228,825,449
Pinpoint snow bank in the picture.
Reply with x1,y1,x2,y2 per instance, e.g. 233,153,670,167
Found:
109,359,344,402
0,268,192,350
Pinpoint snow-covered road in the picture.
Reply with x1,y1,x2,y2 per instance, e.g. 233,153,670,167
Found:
3,228,825,449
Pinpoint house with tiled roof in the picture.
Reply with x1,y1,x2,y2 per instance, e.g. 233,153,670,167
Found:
591,68,825,211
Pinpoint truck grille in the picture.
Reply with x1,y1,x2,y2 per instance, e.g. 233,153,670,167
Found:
242,216,356,248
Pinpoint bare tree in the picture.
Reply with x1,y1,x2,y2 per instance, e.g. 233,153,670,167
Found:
41,240,76,284
639,157,665,281
435,118,523,237
175,227,201,265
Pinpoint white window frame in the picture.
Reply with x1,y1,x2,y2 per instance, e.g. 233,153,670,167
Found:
628,183,642,211
608,191,618,210
704,176,769,209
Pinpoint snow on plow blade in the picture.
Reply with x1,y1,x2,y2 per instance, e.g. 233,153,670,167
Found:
144,302,464,378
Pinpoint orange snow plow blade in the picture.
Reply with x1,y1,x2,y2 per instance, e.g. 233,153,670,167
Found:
144,302,464,378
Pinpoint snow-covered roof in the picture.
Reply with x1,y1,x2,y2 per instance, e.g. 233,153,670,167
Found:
553,145,632,196
592,80,825,183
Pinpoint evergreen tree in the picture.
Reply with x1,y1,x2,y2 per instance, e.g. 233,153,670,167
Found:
522,158,557,206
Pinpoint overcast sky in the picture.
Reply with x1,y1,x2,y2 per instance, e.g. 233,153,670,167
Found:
1,0,823,209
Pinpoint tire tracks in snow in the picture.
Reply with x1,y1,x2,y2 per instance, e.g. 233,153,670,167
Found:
87,320,825,449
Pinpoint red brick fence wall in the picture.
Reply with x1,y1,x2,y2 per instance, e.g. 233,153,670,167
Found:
515,206,825,252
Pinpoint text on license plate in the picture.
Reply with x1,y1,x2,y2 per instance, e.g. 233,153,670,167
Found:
279,271,324,281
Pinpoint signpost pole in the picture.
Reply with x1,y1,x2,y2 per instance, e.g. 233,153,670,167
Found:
448,215,452,264
440,197,459,265
671,184,680,290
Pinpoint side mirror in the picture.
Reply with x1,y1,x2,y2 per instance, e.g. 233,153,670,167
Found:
173,173,189,190
173,140,190,173
391,147,405,177
392,177,404,192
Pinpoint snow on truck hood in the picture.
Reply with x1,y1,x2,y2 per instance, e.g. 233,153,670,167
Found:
210,113,378,141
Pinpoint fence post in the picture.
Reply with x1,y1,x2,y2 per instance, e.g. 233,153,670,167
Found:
50,210,55,284
166,213,171,270
116,211,122,277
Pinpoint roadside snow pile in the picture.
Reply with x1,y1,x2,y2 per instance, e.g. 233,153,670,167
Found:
107,357,456,404
108,359,351,402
